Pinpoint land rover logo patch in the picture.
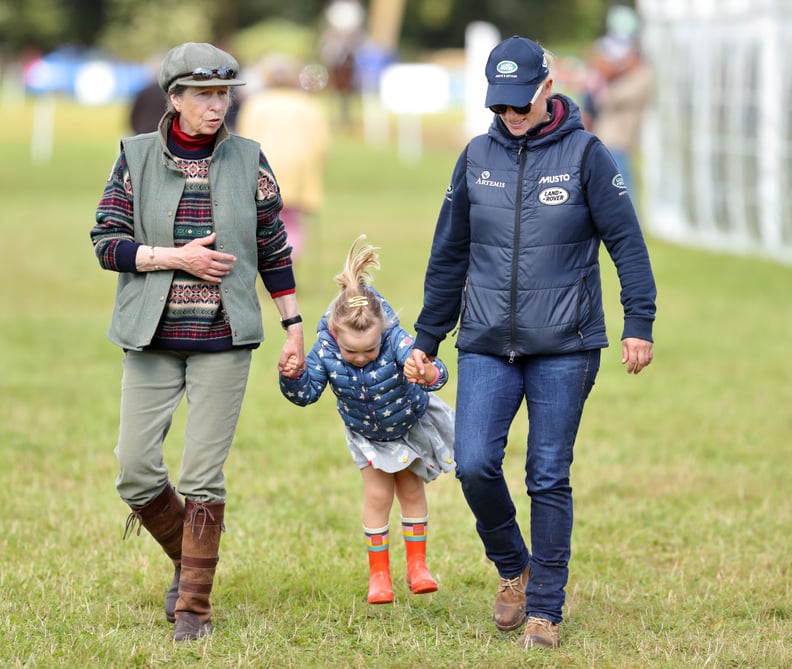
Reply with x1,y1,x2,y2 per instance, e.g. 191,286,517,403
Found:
496,60,518,74
538,187,569,205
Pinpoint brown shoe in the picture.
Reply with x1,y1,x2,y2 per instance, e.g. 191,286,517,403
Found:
518,616,560,649
493,565,530,631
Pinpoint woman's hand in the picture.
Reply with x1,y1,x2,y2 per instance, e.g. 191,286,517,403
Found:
278,329,305,378
178,232,236,283
279,354,304,379
405,348,435,385
621,337,653,374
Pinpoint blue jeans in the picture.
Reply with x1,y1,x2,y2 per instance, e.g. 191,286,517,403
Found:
454,349,600,623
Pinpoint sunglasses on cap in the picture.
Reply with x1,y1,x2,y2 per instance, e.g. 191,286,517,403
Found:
178,67,237,82
489,83,545,115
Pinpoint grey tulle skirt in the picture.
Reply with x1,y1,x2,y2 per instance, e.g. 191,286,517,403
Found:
344,394,456,482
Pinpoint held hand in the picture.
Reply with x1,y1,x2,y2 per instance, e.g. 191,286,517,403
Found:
278,331,305,378
408,349,428,377
179,232,236,283
403,357,419,382
406,349,433,385
279,353,304,379
621,337,654,374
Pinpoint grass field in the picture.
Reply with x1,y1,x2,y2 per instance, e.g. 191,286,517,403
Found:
0,98,790,668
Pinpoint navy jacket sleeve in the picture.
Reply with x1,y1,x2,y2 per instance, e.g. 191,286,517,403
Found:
583,139,657,341
279,339,328,405
414,148,471,356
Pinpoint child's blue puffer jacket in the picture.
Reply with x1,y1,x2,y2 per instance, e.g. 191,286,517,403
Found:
279,289,448,441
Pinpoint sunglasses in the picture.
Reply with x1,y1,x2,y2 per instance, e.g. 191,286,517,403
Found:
178,67,237,82
489,83,545,115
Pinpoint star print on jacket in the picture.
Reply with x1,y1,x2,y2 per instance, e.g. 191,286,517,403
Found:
278,288,449,441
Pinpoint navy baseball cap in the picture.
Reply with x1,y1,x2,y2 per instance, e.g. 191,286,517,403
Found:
485,36,549,108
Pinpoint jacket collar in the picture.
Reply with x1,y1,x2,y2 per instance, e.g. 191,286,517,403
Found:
488,94,582,151
158,111,230,161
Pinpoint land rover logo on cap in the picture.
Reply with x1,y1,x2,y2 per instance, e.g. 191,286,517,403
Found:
496,60,518,74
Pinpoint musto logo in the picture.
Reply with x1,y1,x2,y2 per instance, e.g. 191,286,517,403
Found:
538,187,569,205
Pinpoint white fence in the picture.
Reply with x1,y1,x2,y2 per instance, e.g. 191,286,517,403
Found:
637,0,792,263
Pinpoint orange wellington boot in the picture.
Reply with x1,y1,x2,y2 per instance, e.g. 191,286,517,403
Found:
404,531,438,594
366,533,393,604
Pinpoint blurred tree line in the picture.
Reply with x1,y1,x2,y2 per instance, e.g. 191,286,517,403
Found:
1,0,623,59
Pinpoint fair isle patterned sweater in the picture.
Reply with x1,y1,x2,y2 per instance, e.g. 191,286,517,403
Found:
92,125,295,351
280,291,449,441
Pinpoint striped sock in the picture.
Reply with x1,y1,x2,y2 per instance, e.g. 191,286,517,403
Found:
364,524,390,552
401,515,429,544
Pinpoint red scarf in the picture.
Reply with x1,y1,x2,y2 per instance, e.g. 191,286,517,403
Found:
170,114,216,151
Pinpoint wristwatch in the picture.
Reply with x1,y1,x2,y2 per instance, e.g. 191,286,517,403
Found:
280,314,303,330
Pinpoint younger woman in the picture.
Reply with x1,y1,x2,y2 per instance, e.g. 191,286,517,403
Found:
280,236,454,603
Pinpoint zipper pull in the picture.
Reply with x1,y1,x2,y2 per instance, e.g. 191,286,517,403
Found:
509,351,516,364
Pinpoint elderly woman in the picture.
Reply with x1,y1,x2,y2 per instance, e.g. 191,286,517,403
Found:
91,42,305,642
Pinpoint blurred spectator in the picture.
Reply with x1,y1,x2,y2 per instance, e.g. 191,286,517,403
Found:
129,79,167,133
236,55,330,258
319,0,366,125
582,8,652,195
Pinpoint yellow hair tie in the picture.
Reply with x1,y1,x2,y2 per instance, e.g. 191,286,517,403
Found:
347,295,369,308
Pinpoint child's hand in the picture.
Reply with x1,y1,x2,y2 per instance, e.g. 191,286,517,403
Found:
279,354,304,379
404,357,419,382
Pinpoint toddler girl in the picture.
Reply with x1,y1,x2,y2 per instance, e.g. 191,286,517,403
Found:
280,236,454,603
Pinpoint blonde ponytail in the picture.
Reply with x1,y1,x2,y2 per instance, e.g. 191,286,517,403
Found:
330,235,386,332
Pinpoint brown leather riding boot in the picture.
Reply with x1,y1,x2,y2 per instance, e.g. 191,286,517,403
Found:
124,483,184,623
173,500,224,642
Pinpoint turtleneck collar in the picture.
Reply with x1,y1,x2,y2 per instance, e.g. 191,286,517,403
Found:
167,114,217,158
